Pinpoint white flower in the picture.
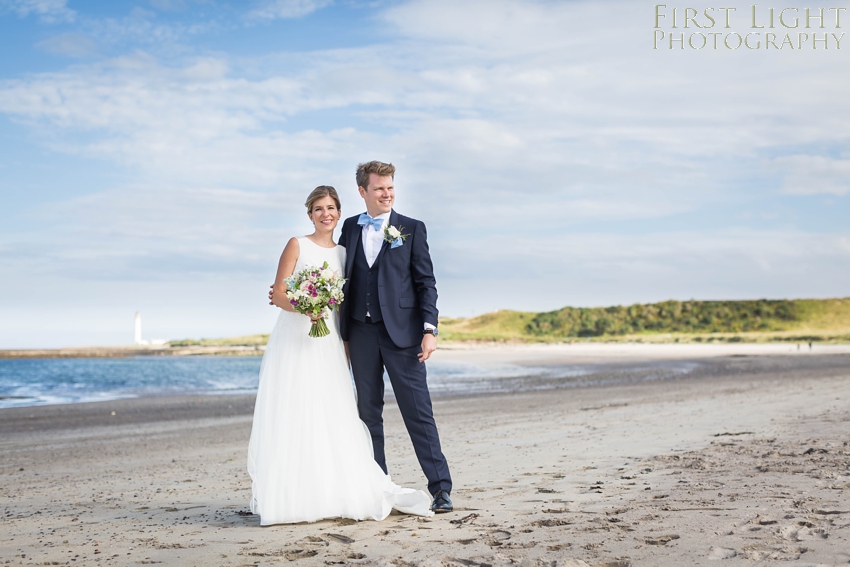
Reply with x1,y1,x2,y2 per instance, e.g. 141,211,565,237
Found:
387,226,401,239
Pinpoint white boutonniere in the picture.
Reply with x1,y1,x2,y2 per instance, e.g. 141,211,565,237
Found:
383,224,409,249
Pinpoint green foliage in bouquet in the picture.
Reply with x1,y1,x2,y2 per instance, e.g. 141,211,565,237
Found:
285,261,346,338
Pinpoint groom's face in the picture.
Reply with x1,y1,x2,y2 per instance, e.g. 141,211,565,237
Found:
359,174,394,217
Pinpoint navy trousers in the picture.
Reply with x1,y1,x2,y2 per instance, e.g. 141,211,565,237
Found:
347,318,452,496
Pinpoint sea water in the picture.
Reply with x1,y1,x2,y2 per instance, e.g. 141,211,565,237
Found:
0,356,699,409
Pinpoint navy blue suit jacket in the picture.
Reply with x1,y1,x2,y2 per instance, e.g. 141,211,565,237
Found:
338,210,438,349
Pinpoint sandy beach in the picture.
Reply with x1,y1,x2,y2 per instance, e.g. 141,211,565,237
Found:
2,344,849,566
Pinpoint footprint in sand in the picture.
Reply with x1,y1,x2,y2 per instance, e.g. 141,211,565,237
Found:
449,513,480,526
283,548,318,560
296,535,328,547
488,529,511,540
708,546,737,559
484,529,511,547
644,534,680,545
532,518,571,527
557,559,590,567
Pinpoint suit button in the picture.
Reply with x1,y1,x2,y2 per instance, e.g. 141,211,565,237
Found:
367,293,371,296
366,302,371,306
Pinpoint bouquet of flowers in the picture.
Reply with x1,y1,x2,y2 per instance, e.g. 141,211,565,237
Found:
284,261,346,338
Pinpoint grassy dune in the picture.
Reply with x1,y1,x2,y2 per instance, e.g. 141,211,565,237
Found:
169,334,269,347
438,298,850,343
168,298,850,346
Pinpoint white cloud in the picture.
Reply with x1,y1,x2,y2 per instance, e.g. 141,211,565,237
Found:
10,185,300,277
72,7,222,51
249,0,332,19
777,155,850,196
383,0,588,55
433,229,850,315
1,0,75,22
148,0,208,11
35,33,98,58
3,1,849,191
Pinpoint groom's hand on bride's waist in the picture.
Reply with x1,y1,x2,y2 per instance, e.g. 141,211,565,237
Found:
419,333,437,362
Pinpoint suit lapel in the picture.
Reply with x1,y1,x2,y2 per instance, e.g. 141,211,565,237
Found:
374,209,397,267
346,216,362,277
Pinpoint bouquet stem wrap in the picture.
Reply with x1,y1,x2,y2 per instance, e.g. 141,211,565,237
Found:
284,261,346,338
309,317,330,338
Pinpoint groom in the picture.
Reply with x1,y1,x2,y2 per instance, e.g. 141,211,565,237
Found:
338,161,453,513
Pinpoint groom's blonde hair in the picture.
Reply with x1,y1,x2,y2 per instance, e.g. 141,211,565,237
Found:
305,185,341,213
356,161,395,190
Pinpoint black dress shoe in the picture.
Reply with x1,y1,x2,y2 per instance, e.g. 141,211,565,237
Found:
431,490,453,513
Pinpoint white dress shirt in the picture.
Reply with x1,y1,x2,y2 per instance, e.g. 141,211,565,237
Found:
360,212,390,268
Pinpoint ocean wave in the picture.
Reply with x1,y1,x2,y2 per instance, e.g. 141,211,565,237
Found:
0,356,700,409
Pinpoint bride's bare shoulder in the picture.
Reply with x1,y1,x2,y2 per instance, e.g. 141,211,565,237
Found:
280,237,300,261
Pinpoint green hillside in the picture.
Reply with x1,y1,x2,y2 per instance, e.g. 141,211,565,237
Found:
439,298,850,343
169,334,269,347
169,298,850,346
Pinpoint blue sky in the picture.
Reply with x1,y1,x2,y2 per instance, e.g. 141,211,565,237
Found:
1,0,848,348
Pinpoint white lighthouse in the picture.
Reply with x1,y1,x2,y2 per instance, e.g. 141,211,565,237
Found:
134,312,143,345
134,312,167,346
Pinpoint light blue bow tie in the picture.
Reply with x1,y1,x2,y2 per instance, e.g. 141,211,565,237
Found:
357,213,384,231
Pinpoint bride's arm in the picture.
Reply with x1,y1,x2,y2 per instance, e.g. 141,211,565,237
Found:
270,238,299,312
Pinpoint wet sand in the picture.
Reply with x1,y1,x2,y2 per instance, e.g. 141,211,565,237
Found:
1,347,849,566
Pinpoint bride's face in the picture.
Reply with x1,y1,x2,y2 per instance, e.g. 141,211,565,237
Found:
308,196,341,231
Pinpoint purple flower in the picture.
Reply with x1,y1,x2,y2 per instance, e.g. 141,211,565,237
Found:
290,299,298,305
328,298,336,305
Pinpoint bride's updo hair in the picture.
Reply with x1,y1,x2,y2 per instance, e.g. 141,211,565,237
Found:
305,185,341,213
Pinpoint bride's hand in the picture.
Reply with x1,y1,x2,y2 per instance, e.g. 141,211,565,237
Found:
270,284,296,311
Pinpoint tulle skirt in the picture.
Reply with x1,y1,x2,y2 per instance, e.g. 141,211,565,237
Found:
246,310,432,525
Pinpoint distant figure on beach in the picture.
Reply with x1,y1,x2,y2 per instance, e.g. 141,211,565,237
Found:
248,182,433,525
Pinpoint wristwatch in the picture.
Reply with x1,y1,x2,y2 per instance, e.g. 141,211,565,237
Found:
424,328,439,337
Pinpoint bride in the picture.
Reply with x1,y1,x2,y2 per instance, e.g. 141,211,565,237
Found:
247,185,433,525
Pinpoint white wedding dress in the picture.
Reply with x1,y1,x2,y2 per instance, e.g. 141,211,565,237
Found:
247,236,433,525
